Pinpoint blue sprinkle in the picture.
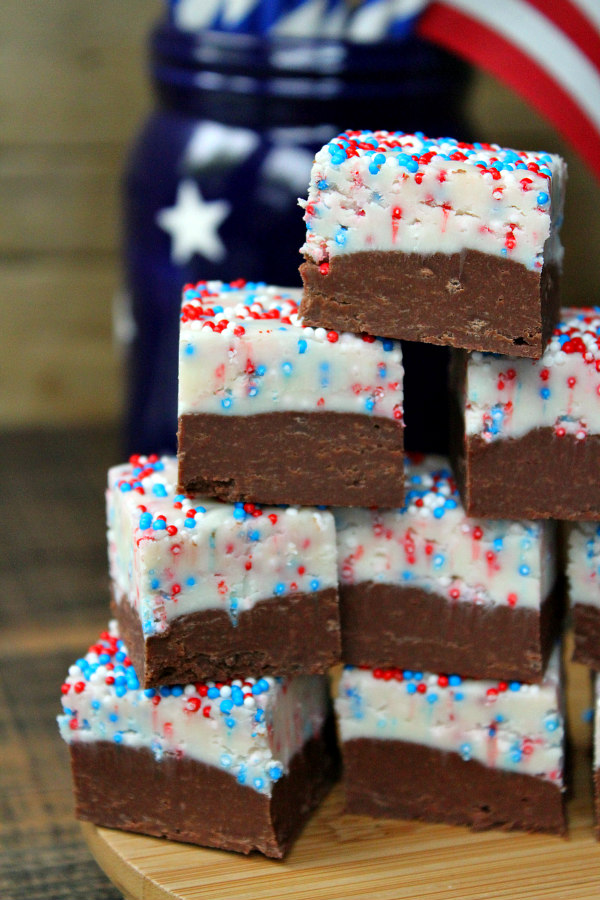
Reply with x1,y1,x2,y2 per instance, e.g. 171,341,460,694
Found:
184,343,195,356
403,670,413,679
98,653,111,665
152,484,167,498
150,577,160,590
381,339,394,351
159,685,172,697
226,717,236,728
317,180,328,190
427,693,438,704
109,712,119,722
196,506,206,514
119,483,132,493
220,698,234,714
184,517,196,528
256,365,266,376
433,554,445,568
545,717,559,732
233,507,246,521
365,397,375,411
454,691,464,702
248,530,260,541
115,685,127,698
540,387,551,400
152,519,166,531
511,749,522,763
406,683,417,695
335,228,347,246
449,675,462,686
186,576,196,587
254,708,265,722
253,777,264,790
519,564,530,576
171,686,183,697
297,338,307,354
493,538,504,552
274,582,286,595
208,687,220,699
231,687,244,706
369,163,379,175
91,699,100,710
269,765,283,781
221,397,233,410
537,191,549,205
433,507,445,519
139,512,152,529
220,753,232,767
282,362,293,376
310,578,320,591
460,743,472,761
113,733,123,744
509,681,521,692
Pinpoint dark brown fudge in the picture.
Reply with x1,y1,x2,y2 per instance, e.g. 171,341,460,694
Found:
112,584,342,687
177,411,404,507
342,738,566,836
339,581,563,683
300,251,560,357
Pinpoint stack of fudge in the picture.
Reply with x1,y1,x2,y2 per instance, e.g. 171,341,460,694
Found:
60,127,600,857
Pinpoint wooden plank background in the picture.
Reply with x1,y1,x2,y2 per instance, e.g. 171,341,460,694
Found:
1,1,599,428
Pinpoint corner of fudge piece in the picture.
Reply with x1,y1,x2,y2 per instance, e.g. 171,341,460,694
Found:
569,522,600,668
335,647,566,835
107,455,341,686
177,279,404,508
58,622,338,858
452,308,600,520
335,453,562,683
299,130,565,356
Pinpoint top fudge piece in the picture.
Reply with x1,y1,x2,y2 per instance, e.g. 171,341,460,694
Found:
452,307,600,520
177,280,405,508
299,130,566,357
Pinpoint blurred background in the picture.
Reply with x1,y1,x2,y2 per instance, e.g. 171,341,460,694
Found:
2,0,600,437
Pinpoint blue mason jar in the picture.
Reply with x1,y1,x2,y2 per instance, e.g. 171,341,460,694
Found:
122,15,470,454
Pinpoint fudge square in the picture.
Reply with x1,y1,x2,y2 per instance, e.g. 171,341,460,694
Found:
568,521,600,669
452,307,600,520
177,280,404,508
108,455,340,687
334,454,560,683
335,647,566,835
58,623,337,858
299,129,566,357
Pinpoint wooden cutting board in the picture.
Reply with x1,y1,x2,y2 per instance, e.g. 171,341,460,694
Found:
82,642,600,900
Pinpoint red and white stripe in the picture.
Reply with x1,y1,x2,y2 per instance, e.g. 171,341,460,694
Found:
418,0,600,177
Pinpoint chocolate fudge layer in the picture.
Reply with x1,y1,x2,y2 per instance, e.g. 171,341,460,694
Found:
178,411,404,507
573,604,600,669
342,738,565,835
340,581,562,683
113,584,341,686
300,252,560,357
69,721,338,858
453,428,600,520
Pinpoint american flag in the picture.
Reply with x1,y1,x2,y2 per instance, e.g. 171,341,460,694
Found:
418,0,600,177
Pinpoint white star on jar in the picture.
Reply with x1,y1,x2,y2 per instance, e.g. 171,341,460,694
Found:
156,179,231,265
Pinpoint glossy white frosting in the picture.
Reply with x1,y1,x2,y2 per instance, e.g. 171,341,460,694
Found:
58,622,330,796
334,454,555,610
178,281,404,421
336,645,564,784
107,456,337,636
300,130,566,271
